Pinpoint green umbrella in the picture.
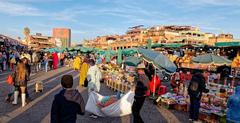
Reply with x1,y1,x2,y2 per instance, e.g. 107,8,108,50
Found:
138,48,177,73
67,47,75,51
117,49,122,66
124,56,141,66
105,47,111,63
147,38,152,49
80,47,94,53
192,53,232,65
43,48,50,52
122,48,138,56
60,47,66,53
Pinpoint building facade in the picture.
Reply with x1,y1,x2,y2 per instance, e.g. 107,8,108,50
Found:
84,25,237,50
25,33,55,50
52,28,71,48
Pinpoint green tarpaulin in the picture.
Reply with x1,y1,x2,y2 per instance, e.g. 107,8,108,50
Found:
215,42,240,47
151,43,164,48
43,48,64,53
163,44,184,48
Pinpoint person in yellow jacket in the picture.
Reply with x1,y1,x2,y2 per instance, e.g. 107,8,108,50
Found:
79,62,89,87
73,55,81,70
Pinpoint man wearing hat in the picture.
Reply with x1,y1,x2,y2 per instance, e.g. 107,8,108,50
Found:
132,63,149,123
51,75,85,123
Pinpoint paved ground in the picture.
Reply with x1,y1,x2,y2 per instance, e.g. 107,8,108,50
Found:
0,67,189,123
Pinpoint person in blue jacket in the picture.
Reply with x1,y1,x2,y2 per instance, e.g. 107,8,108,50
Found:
51,75,85,123
227,86,240,123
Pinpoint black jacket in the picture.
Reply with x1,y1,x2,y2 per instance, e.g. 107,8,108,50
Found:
134,73,150,97
51,89,85,123
188,73,209,99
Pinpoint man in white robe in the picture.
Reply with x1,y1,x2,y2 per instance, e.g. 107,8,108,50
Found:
87,59,102,93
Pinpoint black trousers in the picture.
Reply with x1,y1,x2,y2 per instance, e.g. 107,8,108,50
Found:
189,97,200,121
60,59,64,66
132,96,146,123
0,63,3,71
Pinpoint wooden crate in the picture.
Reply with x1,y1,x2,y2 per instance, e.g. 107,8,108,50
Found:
109,81,113,89
113,82,117,91
116,83,121,92
159,101,175,109
125,85,131,93
106,79,110,87
174,104,188,112
119,83,124,93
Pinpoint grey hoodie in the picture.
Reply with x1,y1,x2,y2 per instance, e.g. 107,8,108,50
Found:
64,89,85,114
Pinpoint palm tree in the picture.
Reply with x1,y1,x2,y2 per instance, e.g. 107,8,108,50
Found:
23,27,30,44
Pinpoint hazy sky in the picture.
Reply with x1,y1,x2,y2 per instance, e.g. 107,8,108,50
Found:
0,0,240,43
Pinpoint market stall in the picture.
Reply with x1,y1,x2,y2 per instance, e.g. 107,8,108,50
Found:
156,82,235,122
231,52,240,79
99,63,134,93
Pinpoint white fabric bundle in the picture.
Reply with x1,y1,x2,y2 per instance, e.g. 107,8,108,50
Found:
85,91,135,117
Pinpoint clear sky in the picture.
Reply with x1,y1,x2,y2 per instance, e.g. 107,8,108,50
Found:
0,0,240,43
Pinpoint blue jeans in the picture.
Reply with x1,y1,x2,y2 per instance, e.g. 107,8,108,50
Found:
189,97,201,120
45,62,48,72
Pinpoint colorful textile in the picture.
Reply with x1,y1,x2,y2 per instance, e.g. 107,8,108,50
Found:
97,96,118,107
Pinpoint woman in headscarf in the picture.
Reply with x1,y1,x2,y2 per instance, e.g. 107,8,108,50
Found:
52,52,58,70
79,59,89,87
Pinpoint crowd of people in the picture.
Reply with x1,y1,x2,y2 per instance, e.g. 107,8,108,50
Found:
2,48,69,105
2,46,240,123
67,51,240,123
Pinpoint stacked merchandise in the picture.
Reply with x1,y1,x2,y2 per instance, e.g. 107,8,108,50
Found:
199,83,234,122
157,82,235,122
99,63,135,93
158,93,188,111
